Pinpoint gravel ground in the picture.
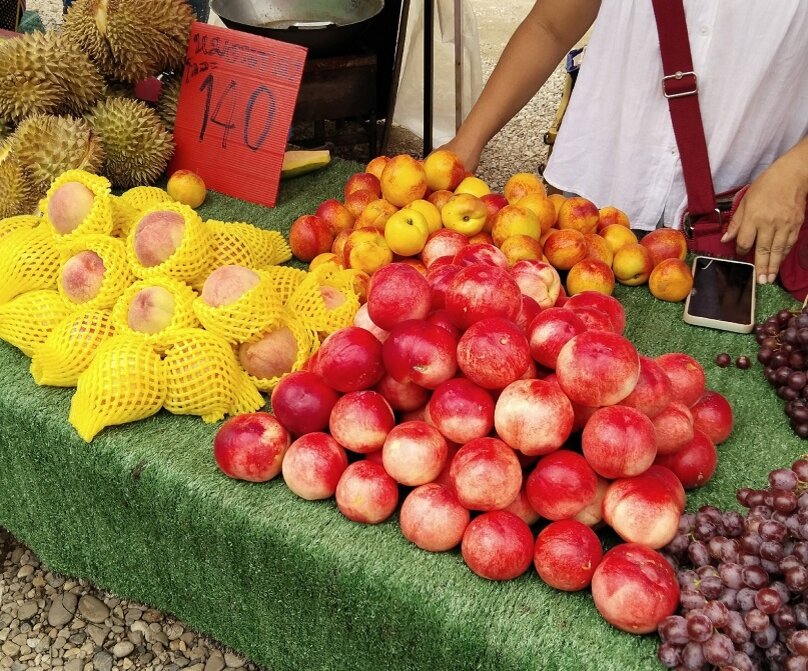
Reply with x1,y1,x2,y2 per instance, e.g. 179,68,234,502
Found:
5,2,566,670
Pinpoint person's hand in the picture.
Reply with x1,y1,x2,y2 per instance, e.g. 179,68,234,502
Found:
722,151,808,284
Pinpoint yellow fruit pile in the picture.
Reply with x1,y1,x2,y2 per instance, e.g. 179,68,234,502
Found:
0,169,361,442
289,150,693,303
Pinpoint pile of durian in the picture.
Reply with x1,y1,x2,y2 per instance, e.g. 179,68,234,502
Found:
0,0,192,219
0,169,364,442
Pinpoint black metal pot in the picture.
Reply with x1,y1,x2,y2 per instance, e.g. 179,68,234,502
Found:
210,0,385,57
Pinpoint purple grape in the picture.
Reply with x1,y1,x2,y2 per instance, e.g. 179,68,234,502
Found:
724,511,745,537
785,655,808,671
682,641,706,669
657,642,682,668
773,604,797,630
744,608,770,632
679,569,699,591
680,588,707,611
761,519,787,541
793,542,808,563
686,610,714,642
781,555,803,572
724,610,751,644
793,459,808,482
666,533,689,556
753,623,778,649
775,490,799,513
741,532,763,554
730,651,755,671
689,540,711,567
703,631,734,665
658,614,690,645
740,553,762,567
717,587,739,610
737,587,758,611
743,565,770,589
700,575,725,599
771,468,800,491
755,587,783,614
703,600,729,627
789,631,808,656
786,565,808,592
761,540,786,562
720,562,744,589
716,352,732,368
795,603,808,628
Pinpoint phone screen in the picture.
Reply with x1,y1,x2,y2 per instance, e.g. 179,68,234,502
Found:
688,257,755,325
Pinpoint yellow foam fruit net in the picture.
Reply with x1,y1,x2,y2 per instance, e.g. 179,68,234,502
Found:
57,235,134,310
41,170,114,249
211,220,291,268
30,308,116,387
111,276,199,349
241,313,319,392
0,289,75,356
109,196,140,239
69,334,166,443
126,202,212,284
119,186,175,213
193,269,284,344
286,262,361,334
0,224,61,304
203,220,256,269
261,265,307,306
162,327,264,422
0,214,39,241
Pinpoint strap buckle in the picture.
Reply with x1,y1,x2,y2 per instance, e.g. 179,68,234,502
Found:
662,70,698,99
683,207,726,239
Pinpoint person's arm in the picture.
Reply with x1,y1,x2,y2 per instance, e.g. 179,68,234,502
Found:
443,0,601,171
723,137,808,284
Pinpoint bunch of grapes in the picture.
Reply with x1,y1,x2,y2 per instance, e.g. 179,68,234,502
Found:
755,307,808,439
657,459,808,670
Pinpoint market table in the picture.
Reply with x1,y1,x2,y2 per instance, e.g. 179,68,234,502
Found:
0,158,803,671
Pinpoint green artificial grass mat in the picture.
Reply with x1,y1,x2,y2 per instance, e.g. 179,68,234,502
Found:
0,158,805,671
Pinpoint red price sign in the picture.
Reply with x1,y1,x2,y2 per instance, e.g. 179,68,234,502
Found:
170,22,307,208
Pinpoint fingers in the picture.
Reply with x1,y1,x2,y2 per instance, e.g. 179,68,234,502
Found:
721,202,742,243
766,227,800,281
752,224,774,285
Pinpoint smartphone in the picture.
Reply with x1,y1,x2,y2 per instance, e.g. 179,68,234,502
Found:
683,256,756,334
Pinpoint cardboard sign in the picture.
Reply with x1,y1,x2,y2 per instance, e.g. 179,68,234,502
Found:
170,22,307,208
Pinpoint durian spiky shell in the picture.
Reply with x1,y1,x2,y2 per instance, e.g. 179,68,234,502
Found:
156,75,180,133
0,31,105,122
0,142,38,219
8,115,105,199
62,0,195,84
87,98,174,188
0,120,10,142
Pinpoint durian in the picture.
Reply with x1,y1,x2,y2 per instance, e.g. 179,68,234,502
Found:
0,31,104,122
62,0,195,84
8,115,105,200
0,120,10,141
156,75,180,133
87,98,174,188
0,142,37,219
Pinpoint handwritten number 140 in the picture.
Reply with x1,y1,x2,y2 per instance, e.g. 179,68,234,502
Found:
198,74,276,151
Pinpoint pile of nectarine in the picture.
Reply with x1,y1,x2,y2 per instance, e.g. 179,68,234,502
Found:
214,257,735,635
291,151,694,305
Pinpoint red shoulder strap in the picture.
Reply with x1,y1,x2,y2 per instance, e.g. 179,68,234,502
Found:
651,0,717,217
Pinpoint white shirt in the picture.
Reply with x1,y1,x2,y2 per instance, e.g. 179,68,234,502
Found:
543,0,808,231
